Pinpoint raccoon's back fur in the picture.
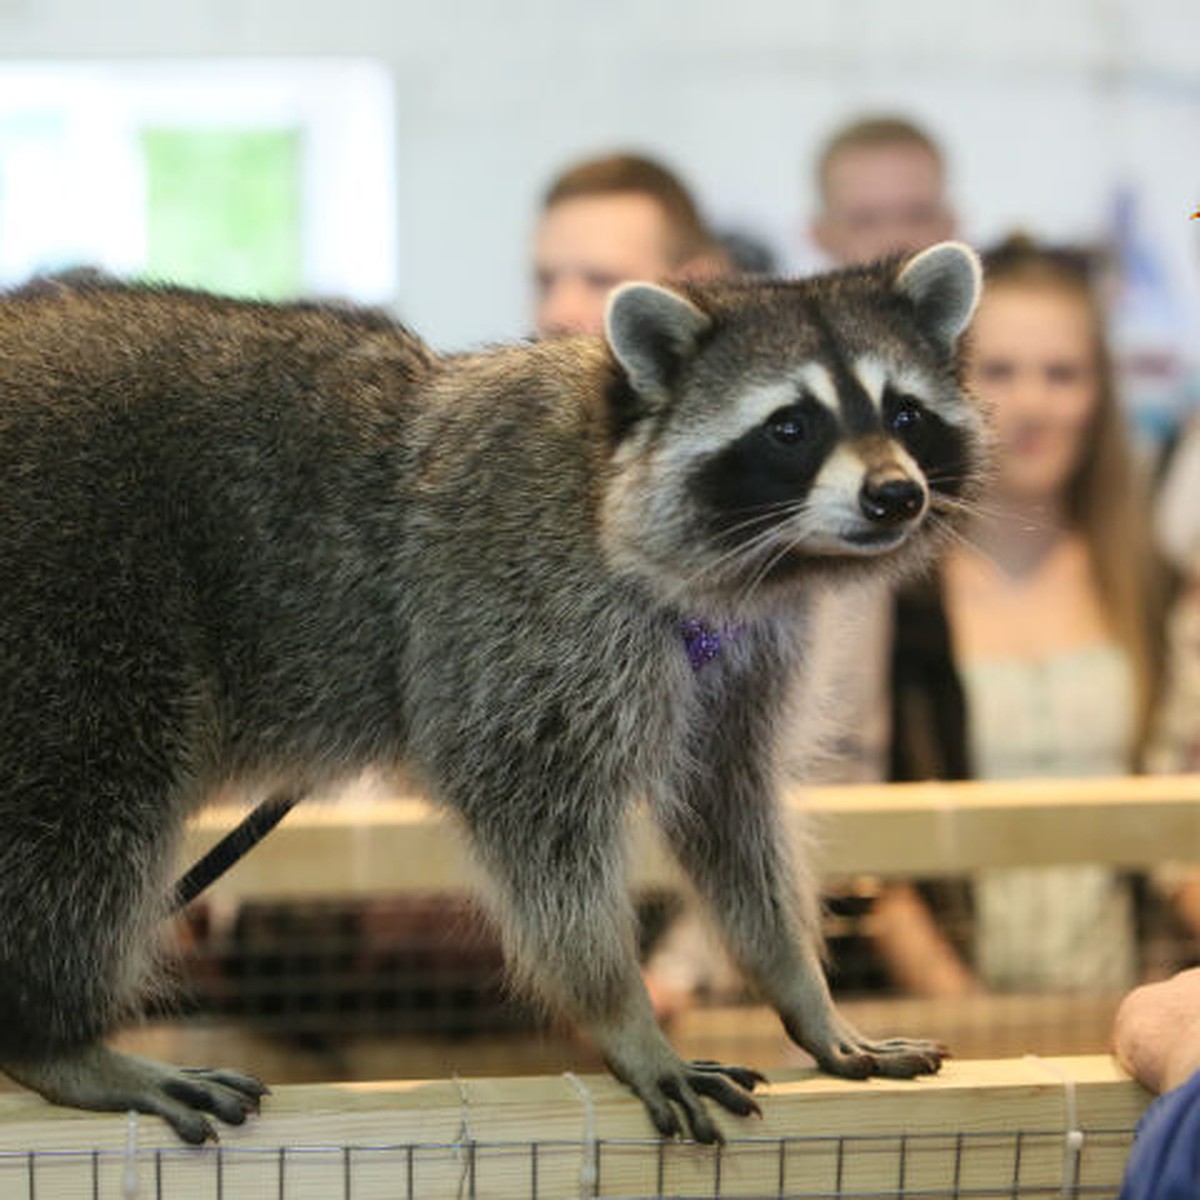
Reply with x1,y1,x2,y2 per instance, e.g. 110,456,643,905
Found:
0,243,984,1143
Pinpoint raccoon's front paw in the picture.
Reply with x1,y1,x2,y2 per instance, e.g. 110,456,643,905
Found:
786,1014,946,1080
609,1056,766,1144
5,1045,269,1144
148,1065,271,1143
820,1034,946,1080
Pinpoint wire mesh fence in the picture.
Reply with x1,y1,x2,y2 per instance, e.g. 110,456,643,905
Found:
9,777,1183,1198
0,1126,1137,1200
167,778,1200,1063
169,878,1199,1051
176,893,533,1038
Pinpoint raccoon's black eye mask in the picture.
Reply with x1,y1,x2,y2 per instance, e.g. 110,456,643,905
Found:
881,387,970,494
886,392,925,435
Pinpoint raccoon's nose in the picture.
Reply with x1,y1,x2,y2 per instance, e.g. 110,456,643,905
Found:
859,475,925,524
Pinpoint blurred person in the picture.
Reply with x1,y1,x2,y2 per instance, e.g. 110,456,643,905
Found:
1144,201,1200,781
1129,214,1200,962
810,115,957,268
652,119,964,1010
529,151,739,1015
878,236,1165,997
532,152,726,336
803,114,963,788
1112,968,1200,1198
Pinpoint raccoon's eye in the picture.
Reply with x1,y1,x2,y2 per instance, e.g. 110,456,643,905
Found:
766,406,808,445
890,397,925,434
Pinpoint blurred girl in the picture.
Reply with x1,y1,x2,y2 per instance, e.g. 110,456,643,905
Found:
879,235,1165,995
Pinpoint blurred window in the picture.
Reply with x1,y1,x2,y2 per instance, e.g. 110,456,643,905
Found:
0,59,396,302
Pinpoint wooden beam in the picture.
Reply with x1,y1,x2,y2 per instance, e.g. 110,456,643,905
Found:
0,1056,1148,1198
179,774,1200,902
808,773,1200,877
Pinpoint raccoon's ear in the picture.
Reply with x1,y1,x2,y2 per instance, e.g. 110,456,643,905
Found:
894,240,983,351
604,282,712,404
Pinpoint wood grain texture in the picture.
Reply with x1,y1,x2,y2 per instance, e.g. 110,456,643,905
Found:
180,773,1200,901
0,1056,1148,1198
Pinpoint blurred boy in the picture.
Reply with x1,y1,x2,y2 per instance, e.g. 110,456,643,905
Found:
532,152,725,336
810,114,957,267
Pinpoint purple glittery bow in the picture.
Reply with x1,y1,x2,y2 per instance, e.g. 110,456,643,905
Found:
680,617,743,671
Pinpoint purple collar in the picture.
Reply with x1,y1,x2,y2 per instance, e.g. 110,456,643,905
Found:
679,617,743,671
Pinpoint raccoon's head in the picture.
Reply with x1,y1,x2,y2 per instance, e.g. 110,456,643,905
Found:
600,240,985,615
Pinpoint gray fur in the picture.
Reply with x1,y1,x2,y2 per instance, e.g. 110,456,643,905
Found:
605,281,712,403
0,244,983,1143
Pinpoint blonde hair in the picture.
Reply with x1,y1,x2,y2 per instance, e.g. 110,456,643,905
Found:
980,236,1165,759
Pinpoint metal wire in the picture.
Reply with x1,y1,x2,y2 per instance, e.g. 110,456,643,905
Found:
0,1127,1136,1200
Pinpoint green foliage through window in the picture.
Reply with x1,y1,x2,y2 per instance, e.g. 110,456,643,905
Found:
140,127,302,298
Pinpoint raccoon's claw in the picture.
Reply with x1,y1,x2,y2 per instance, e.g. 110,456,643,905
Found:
620,1058,764,1145
687,1059,768,1098
4,1046,269,1145
162,1067,271,1140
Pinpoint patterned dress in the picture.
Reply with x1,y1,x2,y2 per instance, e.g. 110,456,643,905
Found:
964,643,1138,992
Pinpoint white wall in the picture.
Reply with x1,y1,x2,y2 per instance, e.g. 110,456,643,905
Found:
0,0,1197,364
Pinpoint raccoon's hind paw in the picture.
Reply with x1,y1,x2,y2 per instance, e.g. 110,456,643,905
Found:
5,1046,269,1145
614,1057,765,1144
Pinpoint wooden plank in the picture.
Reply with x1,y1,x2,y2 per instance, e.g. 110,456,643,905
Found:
0,1056,1148,1198
810,773,1200,877
670,991,1126,1065
0,991,1120,1102
179,773,1200,902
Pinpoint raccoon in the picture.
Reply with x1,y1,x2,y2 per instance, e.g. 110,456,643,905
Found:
0,241,983,1144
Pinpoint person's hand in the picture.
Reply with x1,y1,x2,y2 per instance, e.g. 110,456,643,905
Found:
1113,968,1200,1094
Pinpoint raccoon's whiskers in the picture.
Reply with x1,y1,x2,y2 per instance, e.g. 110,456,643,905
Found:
926,512,1004,571
736,527,809,610
928,493,996,523
698,522,791,595
723,504,809,609
930,492,1051,532
680,501,805,595
715,500,807,544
